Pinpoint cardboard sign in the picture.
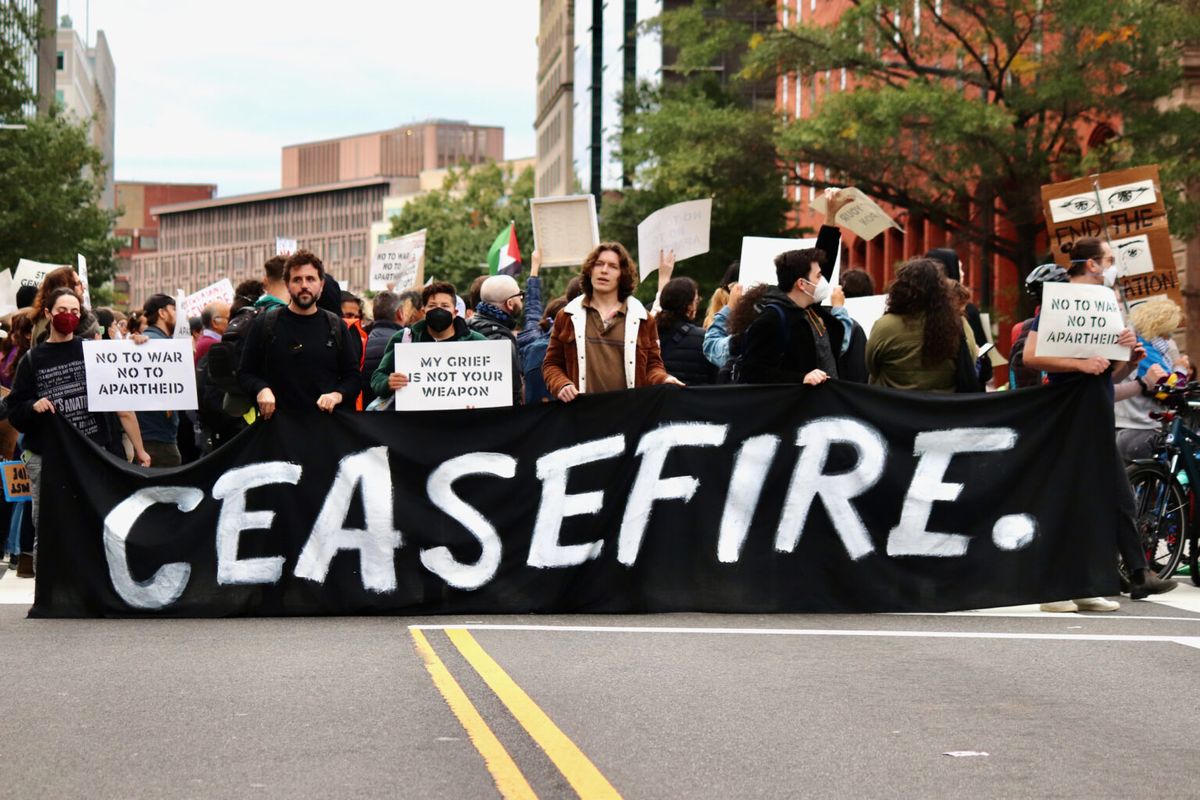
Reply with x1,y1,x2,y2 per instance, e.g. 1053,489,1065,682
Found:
275,238,297,257
841,294,888,338
77,254,91,310
391,340,513,411
1033,283,1130,361
83,339,198,412
370,229,427,291
739,236,841,290
530,195,600,268
2,461,31,502
812,188,901,241
182,279,235,320
978,312,1008,367
0,269,16,316
636,199,712,279
1040,165,1182,319
13,258,61,290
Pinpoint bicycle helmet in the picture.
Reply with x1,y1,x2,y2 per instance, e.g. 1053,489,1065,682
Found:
1024,263,1068,297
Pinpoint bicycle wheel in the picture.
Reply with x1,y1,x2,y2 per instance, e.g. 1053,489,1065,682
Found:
1127,464,1188,579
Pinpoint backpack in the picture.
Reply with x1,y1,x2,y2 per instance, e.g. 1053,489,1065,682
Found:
1008,317,1044,389
208,306,345,417
729,304,790,385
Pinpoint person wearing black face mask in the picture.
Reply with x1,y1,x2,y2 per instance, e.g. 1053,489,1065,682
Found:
370,280,487,403
8,288,151,564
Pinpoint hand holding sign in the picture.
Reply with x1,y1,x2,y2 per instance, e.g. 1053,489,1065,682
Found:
1035,283,1130,362
812,188,901,241
636,198,712,279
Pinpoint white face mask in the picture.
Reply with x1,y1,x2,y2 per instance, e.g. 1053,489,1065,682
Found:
803,276,832,304
1102,264,1118,288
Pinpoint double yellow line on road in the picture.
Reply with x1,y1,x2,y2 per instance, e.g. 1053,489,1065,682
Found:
411,627,621,800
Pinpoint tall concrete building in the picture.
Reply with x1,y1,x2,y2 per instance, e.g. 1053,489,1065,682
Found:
54,15,115,208
282,120,503,189
2,0,57,117
535,0,574,197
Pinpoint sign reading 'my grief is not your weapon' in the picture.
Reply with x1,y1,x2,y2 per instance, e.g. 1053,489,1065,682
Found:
82,340,198,411
391,340,513,411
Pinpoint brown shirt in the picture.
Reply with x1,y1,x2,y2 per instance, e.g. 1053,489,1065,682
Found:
584,299,627,394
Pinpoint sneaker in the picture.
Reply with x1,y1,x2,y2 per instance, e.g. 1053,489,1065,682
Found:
15,554,33,579
1073,597,1120,612
1040,600,1078,612
1130,572,1178,600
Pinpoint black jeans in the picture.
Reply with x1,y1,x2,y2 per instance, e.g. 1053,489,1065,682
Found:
1115,453,1148,573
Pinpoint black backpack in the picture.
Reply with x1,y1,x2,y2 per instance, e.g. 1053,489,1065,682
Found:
207,305,345,417
729,304,790,385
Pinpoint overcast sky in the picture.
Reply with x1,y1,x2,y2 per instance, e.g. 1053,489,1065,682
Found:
70,0,538,197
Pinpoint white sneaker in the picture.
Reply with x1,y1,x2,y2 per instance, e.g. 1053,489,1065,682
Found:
1039,600,1078,612
1073,597,1120,612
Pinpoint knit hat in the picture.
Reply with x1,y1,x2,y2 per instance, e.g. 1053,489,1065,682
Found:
480,275,522,304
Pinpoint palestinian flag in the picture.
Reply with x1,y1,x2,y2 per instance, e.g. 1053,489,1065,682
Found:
487,222,522,276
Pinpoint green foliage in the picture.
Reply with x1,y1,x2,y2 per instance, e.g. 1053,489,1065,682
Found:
606,77,793,305
0,110,121,287
661,0,1200,281
388,162,577,307
0,5,119,287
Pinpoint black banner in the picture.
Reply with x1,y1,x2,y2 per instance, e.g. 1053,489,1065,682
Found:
31,380,1119,618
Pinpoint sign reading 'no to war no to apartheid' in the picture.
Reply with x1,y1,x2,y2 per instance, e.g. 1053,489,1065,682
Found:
82,339,198,412
1034,283,1131,362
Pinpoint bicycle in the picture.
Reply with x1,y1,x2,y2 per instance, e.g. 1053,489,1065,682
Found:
1125,381,1200,586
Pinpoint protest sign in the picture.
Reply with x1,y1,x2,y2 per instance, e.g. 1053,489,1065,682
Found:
842,294,888,337
979,312,1008,367
13,258,61,290
182,279,235,320
530,195,600,267
0,269,16,316
636,199,712,279
83,339,198,412
275,238,297,256
369,229,426,291
812,188,901,241
32,379,1119,618
172,289,191,339
739,236,841,289
77,254,91,310
1034,283,1130,361
2,461,30,503
1040,165,1182,316
391,340,513,411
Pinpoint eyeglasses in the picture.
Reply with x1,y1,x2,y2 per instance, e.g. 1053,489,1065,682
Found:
507,292,526,301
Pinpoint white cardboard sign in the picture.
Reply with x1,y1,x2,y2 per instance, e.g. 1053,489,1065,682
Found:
0,269,16,316
530,195,600,268
1048,179,1157,223
13,258,61,290
275,237,297,256
812,188,901,241
636,198,712,279
370,229,427,291
739,236,841,290
391,340,513,411
183,279,235,320
77,254,91,310
841,294,889,338
83,339,198,411
1034,283,1129,361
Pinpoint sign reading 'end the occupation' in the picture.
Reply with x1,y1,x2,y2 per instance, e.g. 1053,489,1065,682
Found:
83,339,199,412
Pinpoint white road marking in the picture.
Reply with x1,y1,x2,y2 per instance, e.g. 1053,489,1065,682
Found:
409,622,1200,651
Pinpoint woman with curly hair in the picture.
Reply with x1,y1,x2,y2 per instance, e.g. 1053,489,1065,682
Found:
866,258,976,392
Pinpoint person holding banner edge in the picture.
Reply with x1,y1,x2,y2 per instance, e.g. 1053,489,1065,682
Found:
1023,236,1176,607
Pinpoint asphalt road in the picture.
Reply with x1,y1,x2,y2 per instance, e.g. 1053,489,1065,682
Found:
2,578,1199,799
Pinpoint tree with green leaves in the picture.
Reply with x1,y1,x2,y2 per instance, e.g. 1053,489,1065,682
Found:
606,77,793,304
661,0,1200,307
0,3,119,291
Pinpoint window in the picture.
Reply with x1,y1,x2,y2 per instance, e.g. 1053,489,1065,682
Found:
140,235,158,250
116,235,133,248
54,89,63,105
56,51,63,70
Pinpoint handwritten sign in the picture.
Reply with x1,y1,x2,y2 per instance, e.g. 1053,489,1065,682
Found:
813,188,901,241
370,229,427,291
275,238,297,257
183,279,235,320
738,236,841,290
13,258,61,290
391,340,513,411
1040,165,1181,319
0,269,16,315
1034,283,1130,361
83,339,198,412
841,294,889,338
636,199,712,279
2,461,31,502
530,195,600,268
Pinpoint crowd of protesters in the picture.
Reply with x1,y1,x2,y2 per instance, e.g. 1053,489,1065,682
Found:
0,188,1185,608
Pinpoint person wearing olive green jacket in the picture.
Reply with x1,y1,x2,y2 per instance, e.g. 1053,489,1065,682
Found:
866,258,977,393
